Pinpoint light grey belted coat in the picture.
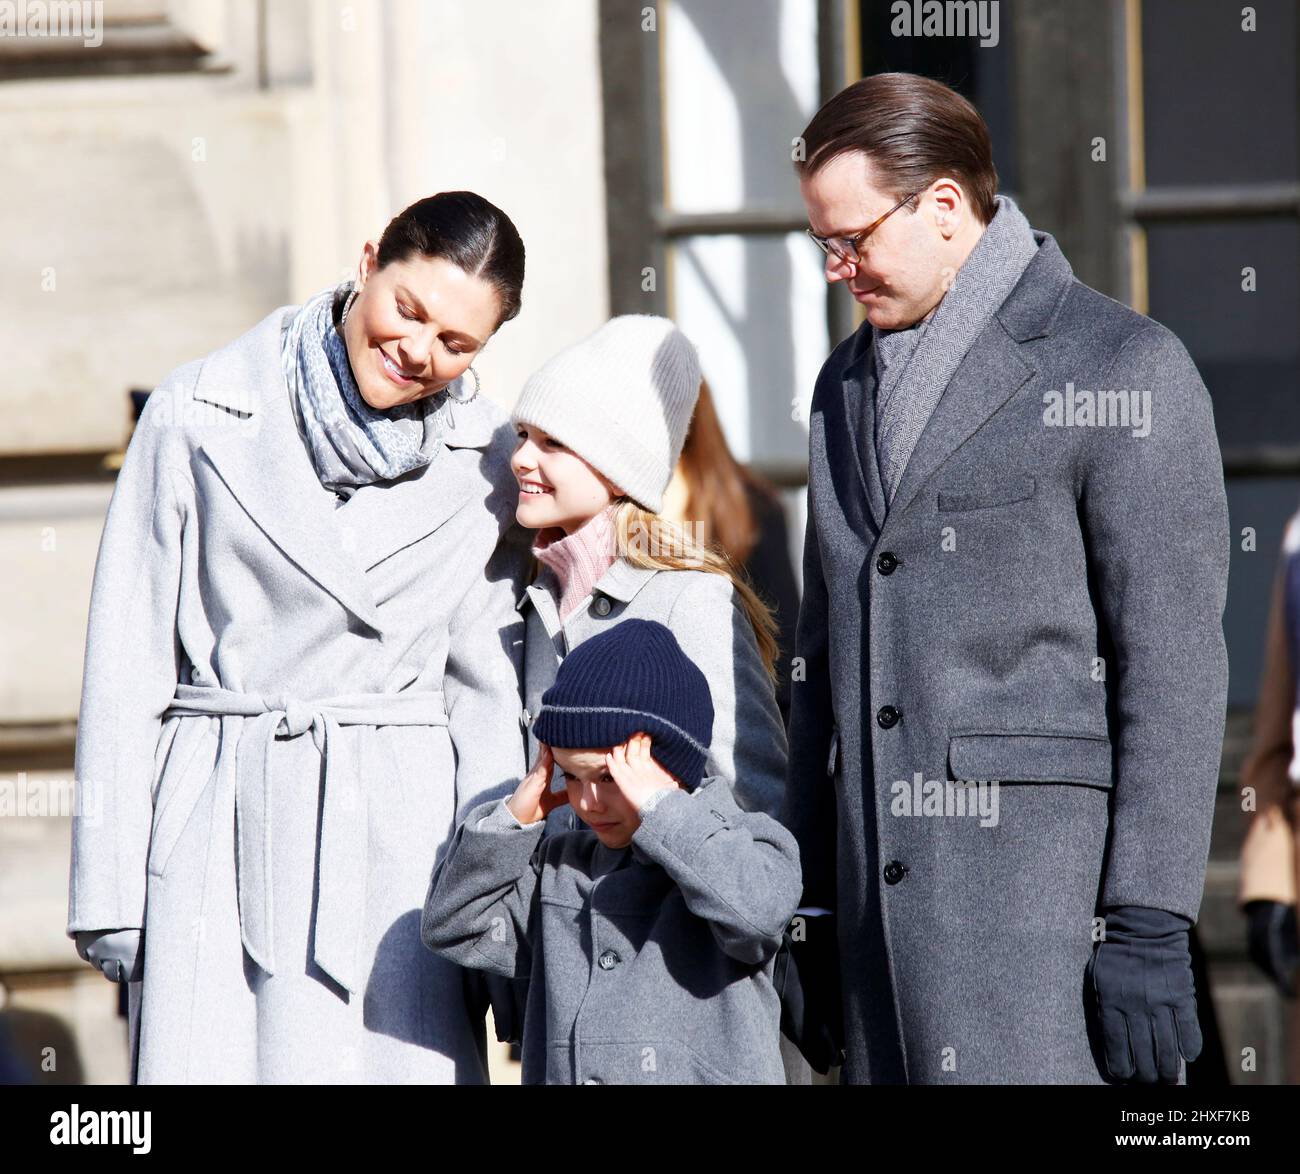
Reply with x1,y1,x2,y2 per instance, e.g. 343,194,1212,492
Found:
784,229,1230,1084
66,303,531,1083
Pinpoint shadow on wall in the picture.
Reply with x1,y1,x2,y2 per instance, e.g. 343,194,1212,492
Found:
0,1004,86,1084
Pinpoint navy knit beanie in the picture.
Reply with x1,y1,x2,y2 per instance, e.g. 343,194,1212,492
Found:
532,619,714,789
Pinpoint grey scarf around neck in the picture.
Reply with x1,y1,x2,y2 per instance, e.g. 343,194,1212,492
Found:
872,193,1040,503
280,281,457,500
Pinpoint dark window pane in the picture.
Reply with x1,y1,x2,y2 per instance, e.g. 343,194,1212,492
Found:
1145,219,1300,451
858,0,1018,194
1142,0,1298,187
1226,478,1300,707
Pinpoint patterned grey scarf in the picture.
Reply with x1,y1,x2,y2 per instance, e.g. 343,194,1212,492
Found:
872,194,1040,502
280,281,459,498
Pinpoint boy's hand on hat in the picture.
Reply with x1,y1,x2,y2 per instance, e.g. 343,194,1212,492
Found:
605,732,683,813
507,743,569,826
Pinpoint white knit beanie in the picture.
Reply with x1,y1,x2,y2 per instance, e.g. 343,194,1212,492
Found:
511,315,702,513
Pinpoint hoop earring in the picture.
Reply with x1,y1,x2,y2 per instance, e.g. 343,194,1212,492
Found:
340,287,359,329
449,365,480,404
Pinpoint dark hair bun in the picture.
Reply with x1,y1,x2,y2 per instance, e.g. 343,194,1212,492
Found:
377,191,525,329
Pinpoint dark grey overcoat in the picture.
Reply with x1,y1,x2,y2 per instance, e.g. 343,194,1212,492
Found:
783,229,1230,1084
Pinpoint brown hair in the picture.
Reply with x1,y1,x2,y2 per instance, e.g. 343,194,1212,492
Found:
676,379,782,567
794,72,998,225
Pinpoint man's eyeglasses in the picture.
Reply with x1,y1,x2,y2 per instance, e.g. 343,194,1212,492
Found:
806,191,918,266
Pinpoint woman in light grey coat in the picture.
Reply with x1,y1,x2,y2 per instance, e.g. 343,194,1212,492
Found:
67,193,532,1083
507,315,789,821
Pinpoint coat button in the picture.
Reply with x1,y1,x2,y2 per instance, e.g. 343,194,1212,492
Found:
876,551,899,575
883,861,907,885
877,705,901,729
598,949,620,970
591,595,612,617
520,709,531,729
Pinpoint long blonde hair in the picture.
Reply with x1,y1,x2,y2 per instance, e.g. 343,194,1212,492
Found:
611,497,779,683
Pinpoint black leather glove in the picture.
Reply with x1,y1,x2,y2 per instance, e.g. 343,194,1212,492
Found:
775,912,845,1075
1244,900,1299,998
1086,904,1201,1084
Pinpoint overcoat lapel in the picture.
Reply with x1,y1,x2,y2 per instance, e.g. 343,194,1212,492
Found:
832,324,885,543
854,362,889,531
885,232,1075,521
886,323,1034,519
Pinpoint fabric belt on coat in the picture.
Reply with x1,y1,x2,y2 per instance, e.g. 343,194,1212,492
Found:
163,682,450,995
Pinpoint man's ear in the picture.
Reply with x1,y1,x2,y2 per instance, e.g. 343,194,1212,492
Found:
929,178,966,237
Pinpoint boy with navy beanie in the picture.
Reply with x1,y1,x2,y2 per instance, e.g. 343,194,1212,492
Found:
422,619,802,1084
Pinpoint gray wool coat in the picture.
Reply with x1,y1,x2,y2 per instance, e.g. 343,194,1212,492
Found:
783,229,1230,1084
421,775,802,1083
66,302,532,1083
518,560,788,820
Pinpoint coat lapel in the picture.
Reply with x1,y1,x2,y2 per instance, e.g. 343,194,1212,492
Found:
855,363,889,531
336,396,500,573
832,324,885,541
886,322,1034,520
191,306,504,633
194,307,386,633
589,559,659,605
518,575,563,645
887,232,1075,520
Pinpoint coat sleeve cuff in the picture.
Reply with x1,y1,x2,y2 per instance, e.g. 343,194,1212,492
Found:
1101,904,1193,936
635,786,679,818
631,787,718,865
475,797,545,832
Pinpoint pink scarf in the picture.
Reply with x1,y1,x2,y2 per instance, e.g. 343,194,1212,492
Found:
532,504,620,623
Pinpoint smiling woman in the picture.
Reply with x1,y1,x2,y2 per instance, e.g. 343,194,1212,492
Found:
340,194,523,411
277,194,526,505
67,190,535,1085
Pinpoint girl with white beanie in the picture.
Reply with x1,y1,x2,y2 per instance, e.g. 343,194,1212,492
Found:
509,314,788,820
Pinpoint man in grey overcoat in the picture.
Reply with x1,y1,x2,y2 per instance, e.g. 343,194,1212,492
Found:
784,73,1229,1084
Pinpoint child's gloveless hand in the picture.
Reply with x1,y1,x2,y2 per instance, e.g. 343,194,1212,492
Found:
506,743,569,826
605,732,683,812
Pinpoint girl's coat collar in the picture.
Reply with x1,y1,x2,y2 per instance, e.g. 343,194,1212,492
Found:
515,559,660,634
